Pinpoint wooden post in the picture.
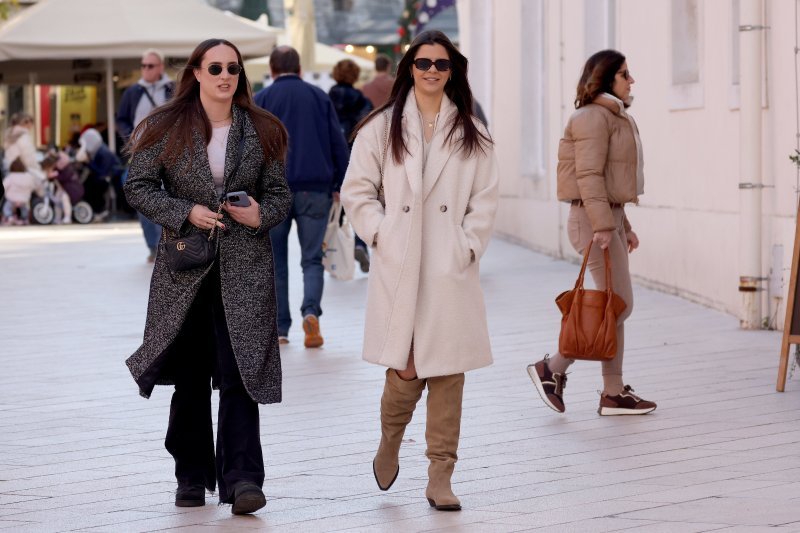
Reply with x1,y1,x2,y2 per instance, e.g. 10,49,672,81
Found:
777,199,800,391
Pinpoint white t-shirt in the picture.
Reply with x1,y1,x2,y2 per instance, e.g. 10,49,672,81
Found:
207,125,230,197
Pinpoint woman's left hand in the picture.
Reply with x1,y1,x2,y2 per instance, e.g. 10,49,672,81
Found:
626,230,640,253
222,196,261,229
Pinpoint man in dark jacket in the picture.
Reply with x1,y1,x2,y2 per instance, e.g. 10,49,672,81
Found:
117,49,174,263
254,46,350,349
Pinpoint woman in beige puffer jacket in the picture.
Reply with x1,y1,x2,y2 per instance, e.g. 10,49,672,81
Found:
527,49,657,417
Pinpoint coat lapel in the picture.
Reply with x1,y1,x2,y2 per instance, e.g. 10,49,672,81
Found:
224,106,249,189
421,96,457,201
191,128,219,206
401,94,423,197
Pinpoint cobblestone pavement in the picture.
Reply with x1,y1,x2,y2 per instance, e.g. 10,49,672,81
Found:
1,223,799,532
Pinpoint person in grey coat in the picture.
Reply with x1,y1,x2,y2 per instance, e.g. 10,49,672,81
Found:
123,38,291,515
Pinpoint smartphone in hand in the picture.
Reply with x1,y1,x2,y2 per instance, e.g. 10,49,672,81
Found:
225,191,251,207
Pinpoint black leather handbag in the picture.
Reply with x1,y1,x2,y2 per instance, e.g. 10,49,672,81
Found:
163,131,245,273
164,231,216,272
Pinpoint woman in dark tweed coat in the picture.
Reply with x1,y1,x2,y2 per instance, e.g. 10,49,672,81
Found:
123,39,291,515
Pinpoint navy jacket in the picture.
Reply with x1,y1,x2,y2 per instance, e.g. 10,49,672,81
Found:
116,82,175,140
329,83,373,148
254,75,349,193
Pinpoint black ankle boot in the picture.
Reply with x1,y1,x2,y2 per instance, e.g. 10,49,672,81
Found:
231,482,266,515
175,482,206,507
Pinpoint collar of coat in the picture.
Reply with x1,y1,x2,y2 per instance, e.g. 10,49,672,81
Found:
399,89,459,200
190,104,257,205
594,92,634,117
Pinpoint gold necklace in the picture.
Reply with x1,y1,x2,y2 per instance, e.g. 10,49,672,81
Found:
209,114,232,123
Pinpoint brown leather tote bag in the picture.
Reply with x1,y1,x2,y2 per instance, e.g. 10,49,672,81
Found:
556,241,627,361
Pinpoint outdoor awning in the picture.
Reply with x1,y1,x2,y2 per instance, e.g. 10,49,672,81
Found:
0,0,278,61
0,0,279,149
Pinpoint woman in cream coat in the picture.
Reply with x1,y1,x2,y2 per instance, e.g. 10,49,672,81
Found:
341,30,498,511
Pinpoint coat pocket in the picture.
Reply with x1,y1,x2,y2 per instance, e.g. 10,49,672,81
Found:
454,225,472,271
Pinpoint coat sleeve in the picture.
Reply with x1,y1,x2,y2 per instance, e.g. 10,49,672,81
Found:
570,110,616,232
123,138,195,234
247,159,292,236
341,117,385,247
116,88,136,141
462,139,499,263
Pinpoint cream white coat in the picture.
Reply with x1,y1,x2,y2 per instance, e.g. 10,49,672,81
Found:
341,92,499,378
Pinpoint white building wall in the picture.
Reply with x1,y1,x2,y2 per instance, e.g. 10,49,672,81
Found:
465,0,799,325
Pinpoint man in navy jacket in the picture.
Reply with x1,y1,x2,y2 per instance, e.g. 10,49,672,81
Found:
254,46,350,349
117,49,174,262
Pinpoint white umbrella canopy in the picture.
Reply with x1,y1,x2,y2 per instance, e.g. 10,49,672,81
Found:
0,0,279,60
244,35,375,83
284,0,316,73
0,0,279,150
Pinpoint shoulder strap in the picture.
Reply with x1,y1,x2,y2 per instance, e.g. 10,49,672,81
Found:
141,87,157,108
379,109,389,180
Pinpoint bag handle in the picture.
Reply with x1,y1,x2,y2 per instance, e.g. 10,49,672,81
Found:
574,240,614,295
208,128,246,241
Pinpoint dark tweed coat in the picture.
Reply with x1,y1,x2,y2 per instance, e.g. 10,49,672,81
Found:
123,105,291,404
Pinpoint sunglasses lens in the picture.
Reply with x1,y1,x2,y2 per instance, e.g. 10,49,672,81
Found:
228,64,242,75
413,58,451,72
207,64,222,75
434,60,451,71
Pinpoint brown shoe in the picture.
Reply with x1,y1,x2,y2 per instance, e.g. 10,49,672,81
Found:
302,315,323,348
526,355,567,413
598,385,657,416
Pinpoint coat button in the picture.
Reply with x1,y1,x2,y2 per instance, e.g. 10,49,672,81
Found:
402,205,410,213
440,205,447,212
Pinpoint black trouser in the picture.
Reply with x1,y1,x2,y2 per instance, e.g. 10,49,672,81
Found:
164,265,264,503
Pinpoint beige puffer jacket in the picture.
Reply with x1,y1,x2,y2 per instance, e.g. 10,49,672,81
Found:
557,94,643,232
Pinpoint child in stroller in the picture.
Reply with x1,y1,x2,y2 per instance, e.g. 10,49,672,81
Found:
34,152,93,224
2,157,43,225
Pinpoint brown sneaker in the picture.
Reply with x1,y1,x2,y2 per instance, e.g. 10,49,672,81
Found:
598,385,657,416
303,315,324,348
526,355,567,413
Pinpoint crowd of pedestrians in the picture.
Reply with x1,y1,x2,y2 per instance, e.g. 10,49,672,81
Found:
0,29,654,517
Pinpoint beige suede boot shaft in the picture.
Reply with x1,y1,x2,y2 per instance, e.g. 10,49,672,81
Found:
424,373,465,511
373,369,426,490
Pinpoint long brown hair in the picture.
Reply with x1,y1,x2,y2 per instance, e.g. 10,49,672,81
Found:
127,39,287,166
353,30,491,164
574,49,627,109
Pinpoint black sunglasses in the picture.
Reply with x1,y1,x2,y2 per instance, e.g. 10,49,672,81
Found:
140,63,159,69
413,58,451,72
201,63,242,76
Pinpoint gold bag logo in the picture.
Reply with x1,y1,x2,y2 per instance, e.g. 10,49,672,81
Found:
176,241,186,251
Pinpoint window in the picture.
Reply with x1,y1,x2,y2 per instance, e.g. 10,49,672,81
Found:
584,0,616,57
729,0,768,108
520,0,546,181
463,0,493,127
670,0,704,109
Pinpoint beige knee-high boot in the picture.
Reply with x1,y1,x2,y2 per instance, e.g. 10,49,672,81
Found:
373,369,426,490
424,373,465,511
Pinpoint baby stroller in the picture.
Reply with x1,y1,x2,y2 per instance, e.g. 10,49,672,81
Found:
31,152,93,224
31,178,93,224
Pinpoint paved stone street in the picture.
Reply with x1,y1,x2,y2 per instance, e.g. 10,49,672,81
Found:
1,222,799,532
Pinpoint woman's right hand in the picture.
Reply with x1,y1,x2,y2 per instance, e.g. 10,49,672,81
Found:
188,204,225,231
593,230,614,250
